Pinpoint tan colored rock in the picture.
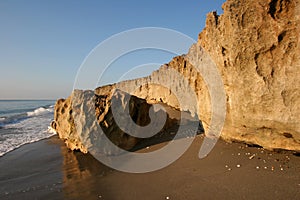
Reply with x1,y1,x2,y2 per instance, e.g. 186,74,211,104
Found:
52,97,88,153
197,0,300,150
53,0,300,152
52,86,179,153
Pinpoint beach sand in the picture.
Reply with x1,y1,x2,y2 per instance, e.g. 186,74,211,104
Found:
0,135,299,200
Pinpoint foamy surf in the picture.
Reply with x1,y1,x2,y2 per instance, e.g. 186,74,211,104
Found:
27,107,54,117
47,126,57,135
0,100,56,157
0,117,56,157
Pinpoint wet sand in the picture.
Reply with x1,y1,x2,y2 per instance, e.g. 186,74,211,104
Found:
0,135,299,200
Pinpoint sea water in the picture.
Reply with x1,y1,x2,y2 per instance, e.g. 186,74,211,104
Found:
0,100,57,156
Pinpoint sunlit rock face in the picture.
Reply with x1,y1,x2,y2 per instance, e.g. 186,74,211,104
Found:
197,0,300,150
52,0,300,152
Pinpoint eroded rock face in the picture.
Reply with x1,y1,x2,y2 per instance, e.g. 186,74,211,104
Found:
52,97,85,152
52,86,179,153
197,0,300,150
52,0,300,152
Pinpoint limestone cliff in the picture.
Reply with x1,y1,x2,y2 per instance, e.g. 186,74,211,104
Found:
52,0,300,152
197,0,300,150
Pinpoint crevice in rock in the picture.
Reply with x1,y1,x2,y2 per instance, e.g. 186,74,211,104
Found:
270,44,276,51
212,11,219,26
268,0,278,19
246,143,263,148
254,53,259,65
268,0,293,20
221,47,226,56
278,31,286,43
283,132,293,138
224,60,228,68
270,68,275,77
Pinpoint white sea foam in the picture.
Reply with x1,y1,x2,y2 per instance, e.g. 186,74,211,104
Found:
0,106,55,157
0,117,5,121
27,107,54,117
47,126,57,135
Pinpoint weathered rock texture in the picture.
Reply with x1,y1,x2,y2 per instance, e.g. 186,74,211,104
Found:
197,0,300,150
52,86,180,153
52,0,300,152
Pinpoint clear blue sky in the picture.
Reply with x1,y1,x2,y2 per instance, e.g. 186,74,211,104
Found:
0,0,225,99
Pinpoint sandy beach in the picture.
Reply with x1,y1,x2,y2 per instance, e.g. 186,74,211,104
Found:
0,135,299,200
1,0,299,199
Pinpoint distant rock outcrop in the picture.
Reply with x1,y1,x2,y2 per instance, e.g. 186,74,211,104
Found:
52,0,300,152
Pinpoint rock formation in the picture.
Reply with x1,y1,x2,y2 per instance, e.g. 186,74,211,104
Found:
198,0,300,150
52,0,300,153
52,87,182,153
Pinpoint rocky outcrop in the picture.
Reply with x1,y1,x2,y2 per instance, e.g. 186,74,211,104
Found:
52,86,181,153
51,97,85,152
197,0,300,150
52,0,300,152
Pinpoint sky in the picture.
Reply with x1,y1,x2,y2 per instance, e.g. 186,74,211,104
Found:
0,0,225,99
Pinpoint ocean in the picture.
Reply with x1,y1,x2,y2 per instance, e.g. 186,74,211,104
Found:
0,100,57,156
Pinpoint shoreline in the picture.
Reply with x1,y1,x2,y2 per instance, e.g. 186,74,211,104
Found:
0,133,57,158
0,135,299,199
